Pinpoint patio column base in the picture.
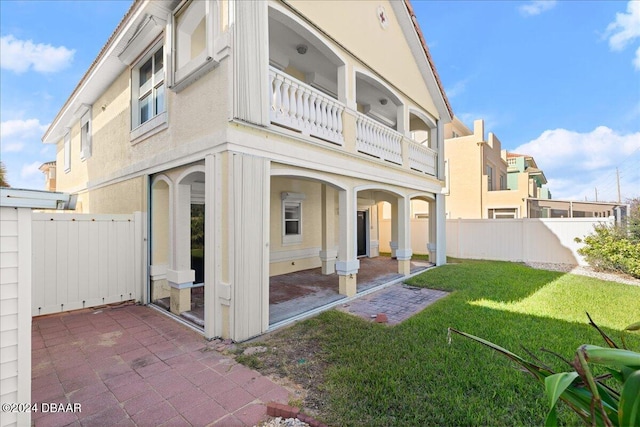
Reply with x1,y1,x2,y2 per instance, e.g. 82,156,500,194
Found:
398,259,411,275
170,285,191,314
336,260,359,297
319,249,337,275
396,249,412,275
338,274,357,297
389,241,398,259
168,269,195,315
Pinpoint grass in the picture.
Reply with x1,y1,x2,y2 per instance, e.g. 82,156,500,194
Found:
238,260,640,426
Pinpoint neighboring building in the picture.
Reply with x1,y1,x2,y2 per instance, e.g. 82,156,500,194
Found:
504,152,551,201
443,118,526,218
442,118,557,219
42,0,452,341
39,161,57,192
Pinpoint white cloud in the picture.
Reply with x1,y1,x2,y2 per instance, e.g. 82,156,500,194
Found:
0,35,75,74
604,1,640,70
445,78,470,99
519,0,557,17
514,127,640,201
20,161,42,180
0,118,49,153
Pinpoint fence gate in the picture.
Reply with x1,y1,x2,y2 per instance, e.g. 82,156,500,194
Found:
31,212,145,316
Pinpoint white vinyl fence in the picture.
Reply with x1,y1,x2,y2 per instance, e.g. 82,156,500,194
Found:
446,217,613,266
31,212,145,316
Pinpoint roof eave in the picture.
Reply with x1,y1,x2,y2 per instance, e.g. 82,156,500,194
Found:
42,0,150,144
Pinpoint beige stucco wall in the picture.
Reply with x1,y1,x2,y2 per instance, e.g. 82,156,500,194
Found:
56,52,230,199
445,120,522,219
286,0,439,118
85,177,145,214
55,121,89,197
269,177,326,276
444,134,482,218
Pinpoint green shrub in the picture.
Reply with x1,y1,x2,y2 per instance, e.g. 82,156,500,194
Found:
577,224,640,278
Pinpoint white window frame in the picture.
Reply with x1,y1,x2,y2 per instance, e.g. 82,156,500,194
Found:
80,109,92,160
281,192,305,245
131,41,167,143
63,131,71,173
487,207,518,219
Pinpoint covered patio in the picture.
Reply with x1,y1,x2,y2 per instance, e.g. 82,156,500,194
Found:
269,255,433,325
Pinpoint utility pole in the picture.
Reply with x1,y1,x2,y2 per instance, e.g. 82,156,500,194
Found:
616,167,621,203
595,187,598,202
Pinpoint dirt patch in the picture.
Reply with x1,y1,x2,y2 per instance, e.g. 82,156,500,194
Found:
230,322,330,416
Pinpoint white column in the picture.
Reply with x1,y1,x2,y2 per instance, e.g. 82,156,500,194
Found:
233,0,269,126
168,182,194,314
428,199,437,262
389,200,398,258
396,196,412,275
204,154,217,339
435,193,447,266
336,187,359,296
319,184,337,274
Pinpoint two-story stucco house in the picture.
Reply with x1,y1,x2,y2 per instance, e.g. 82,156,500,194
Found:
43,0,452,341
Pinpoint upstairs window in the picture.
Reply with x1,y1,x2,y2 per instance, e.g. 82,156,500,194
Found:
63,131,71,173
132,44,165,129
80,110,92,160
486,165,494,191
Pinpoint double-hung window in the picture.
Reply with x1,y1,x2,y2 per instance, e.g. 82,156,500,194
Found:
281,192,305,245
134,45,165,127
130,43,167,143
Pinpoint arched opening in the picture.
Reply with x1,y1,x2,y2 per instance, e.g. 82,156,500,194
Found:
355,72,403,130
150,166,208,329
268,7,346,145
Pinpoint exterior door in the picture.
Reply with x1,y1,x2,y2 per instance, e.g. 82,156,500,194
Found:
357,211,367,257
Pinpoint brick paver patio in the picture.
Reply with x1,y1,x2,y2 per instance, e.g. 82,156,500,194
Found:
336,284,449,325
31,305,293,427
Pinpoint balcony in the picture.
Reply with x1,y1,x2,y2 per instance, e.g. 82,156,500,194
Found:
266,6,438,178
268,68,438,177
269,67,344,145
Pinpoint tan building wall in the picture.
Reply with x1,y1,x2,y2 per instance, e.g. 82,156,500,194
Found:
286,0,439,118
445,118,533,218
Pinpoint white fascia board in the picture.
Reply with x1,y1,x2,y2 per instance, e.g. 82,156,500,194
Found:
0,188,73,209
42,1,173,145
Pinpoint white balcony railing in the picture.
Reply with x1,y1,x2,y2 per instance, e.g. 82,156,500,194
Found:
269,67,344,145
355,113,402,165
408,142,437,176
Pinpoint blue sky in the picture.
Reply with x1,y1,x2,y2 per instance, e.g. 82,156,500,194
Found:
1,0,639,202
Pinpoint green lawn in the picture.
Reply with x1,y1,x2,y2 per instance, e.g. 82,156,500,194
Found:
238,260,640,426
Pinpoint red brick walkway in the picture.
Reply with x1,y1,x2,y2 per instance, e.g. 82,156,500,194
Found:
31,305,293,426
